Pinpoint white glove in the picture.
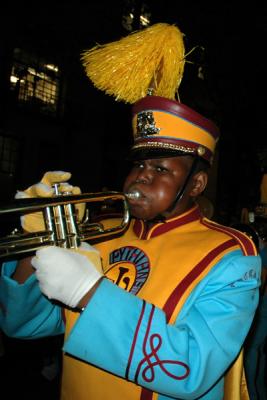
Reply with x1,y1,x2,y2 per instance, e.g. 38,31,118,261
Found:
31,245,103,308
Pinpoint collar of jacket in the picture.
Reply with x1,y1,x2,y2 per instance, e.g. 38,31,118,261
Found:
133,205,201,239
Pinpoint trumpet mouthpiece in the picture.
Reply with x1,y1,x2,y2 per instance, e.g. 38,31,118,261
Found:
125,190,141,200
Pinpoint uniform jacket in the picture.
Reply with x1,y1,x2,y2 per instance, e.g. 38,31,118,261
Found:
0,205,261,399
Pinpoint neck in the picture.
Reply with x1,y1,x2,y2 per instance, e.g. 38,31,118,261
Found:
145,201,195,230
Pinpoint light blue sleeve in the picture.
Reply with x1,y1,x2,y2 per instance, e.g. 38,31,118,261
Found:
63,250,261,399
0,260,65,339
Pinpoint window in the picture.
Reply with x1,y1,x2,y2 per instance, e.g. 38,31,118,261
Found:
10,48,61,117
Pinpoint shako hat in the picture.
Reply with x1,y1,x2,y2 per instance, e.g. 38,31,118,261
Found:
81,22,220,165
130,95,219,164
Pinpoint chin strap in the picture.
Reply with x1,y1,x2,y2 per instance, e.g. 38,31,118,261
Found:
168,156,200,213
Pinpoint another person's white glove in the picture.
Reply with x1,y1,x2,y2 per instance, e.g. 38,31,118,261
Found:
15,171,85,232
31,244,103,308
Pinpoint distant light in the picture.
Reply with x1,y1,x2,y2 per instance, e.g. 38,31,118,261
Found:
10,75,18,83
122,1,151,32
140,15,150,26
27,67,46,79
45,64,58,72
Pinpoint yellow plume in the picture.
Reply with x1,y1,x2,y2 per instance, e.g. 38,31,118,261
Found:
81,23,185,104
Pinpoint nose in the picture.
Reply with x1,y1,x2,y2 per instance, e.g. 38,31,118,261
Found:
134,166,152,184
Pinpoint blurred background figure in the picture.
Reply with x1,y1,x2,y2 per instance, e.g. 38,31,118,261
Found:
244,231,267,400
241,171,267,400
196,195,214,219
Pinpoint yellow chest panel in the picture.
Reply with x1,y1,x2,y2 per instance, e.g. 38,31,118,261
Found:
61,212,255,400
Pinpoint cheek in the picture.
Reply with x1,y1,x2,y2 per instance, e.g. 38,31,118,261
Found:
123,171,136,191
152,183,177,208
157,174,179,193
145,178,177,212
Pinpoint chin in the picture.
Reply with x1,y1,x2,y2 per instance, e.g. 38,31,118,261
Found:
131,210,158,221
130,207,150,220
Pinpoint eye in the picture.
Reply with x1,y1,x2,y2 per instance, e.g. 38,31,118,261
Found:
155,165,168,173
133,161,144,169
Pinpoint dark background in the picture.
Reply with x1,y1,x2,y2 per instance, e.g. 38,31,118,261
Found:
0,0,267,224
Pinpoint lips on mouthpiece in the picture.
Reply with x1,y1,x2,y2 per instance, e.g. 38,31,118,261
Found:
125,190,141,199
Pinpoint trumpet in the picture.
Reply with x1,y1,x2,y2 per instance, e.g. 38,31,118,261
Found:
0,188,130,259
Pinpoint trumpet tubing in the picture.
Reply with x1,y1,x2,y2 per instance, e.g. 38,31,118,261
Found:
0,191,130,258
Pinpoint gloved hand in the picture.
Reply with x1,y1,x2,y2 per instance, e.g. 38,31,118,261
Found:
15,171,85,232
31,244,103,308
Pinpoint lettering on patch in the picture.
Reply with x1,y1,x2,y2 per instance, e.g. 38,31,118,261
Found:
107,246,150,294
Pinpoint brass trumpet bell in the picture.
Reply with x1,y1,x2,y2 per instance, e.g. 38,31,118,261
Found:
0,191,130,258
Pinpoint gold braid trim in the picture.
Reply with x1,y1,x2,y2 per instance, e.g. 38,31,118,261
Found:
132,141,196,154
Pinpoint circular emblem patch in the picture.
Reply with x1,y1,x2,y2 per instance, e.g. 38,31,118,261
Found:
106,246,150,294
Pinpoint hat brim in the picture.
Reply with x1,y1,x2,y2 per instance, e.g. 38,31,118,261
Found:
127,147,190,161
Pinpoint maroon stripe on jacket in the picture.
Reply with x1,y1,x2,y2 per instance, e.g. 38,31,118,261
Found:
126,300,146,380
163,238,236,322
201,219,257,256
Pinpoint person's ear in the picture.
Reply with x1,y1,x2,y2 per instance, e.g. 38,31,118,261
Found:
190,171,208,196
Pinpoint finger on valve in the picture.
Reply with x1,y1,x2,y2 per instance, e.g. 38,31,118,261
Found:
40,172,85,220
15,170,85,232
41,171,72,187
41,171,73,196
15,171,72,200
15,182,54,200
14,171,70,233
